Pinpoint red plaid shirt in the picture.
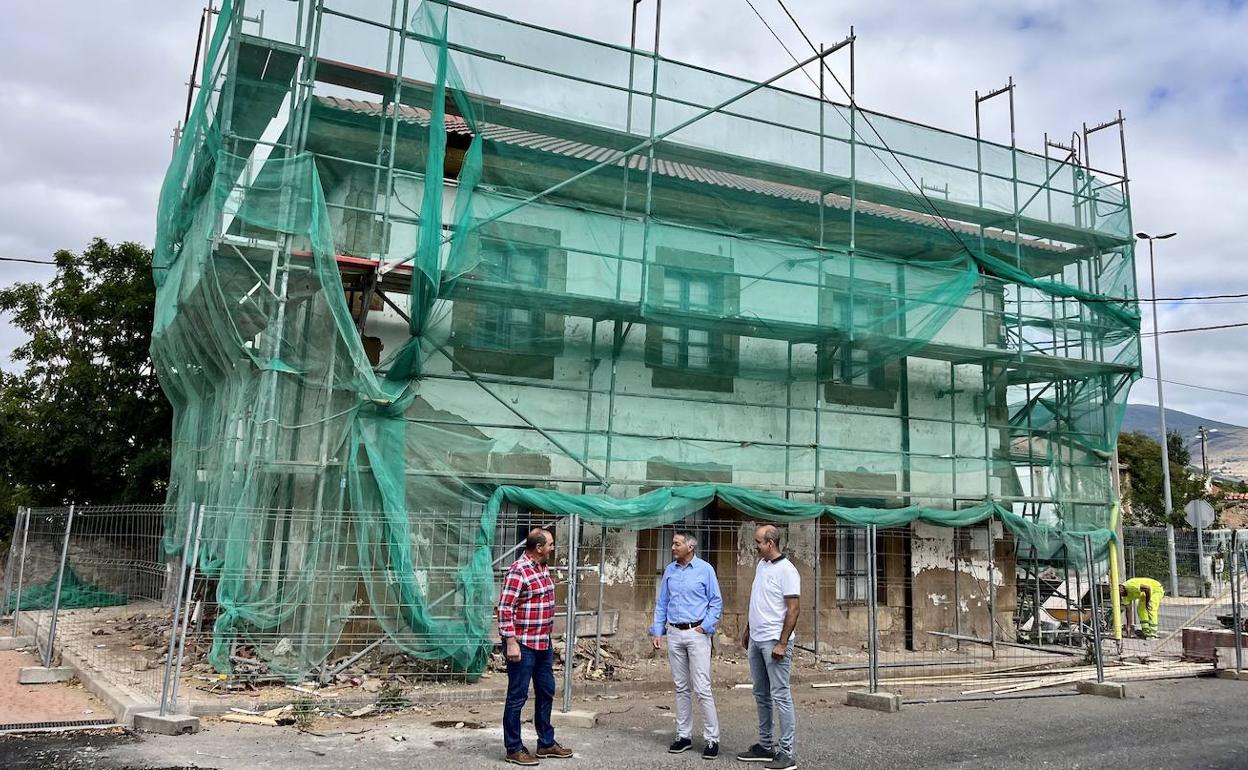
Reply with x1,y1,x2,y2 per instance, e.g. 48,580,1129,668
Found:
498,553,556,650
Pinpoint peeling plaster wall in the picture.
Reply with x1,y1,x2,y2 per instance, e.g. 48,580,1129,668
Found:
911,521,1017,651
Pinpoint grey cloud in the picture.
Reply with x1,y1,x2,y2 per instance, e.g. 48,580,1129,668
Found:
1,0,1245,424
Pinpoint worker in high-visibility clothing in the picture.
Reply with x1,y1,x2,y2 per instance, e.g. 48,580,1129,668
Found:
1120,577,1165,639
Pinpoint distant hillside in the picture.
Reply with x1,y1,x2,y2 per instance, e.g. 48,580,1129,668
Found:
1121,404,1248,478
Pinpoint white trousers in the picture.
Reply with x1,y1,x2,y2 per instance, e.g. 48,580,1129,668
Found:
667,626,719,742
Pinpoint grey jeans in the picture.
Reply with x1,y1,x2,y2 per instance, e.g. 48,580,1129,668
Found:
747,638,794,755
667,626,719,742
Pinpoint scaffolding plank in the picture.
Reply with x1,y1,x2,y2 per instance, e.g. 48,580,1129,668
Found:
229,35,303,151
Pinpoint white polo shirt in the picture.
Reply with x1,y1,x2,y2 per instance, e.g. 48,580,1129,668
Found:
748,554,801,643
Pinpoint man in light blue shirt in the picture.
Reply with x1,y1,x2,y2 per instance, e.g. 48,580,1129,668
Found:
650,531,723,759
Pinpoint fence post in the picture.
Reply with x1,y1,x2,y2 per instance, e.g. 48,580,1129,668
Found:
159,502,199,716
168,503,206,714
1196,526,1208,598
2,507,28,623
1083,535,1105,684
10,507,32,638
593,531,606,670
1,507,21,616
1166,525,1179,598
952,526,961,651
986,522,997,660
866,524,879,694
1231,530,1242,672
43,504,76,669
561,513,580,713
813,520,821,662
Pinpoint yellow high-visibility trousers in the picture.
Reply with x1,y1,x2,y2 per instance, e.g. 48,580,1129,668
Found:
1124,577,1164,638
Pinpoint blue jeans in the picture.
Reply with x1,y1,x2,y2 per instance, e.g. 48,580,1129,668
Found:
748,638,795,755
503,643,557,754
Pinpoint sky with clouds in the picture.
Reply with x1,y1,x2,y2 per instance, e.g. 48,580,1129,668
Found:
1,1,1245,429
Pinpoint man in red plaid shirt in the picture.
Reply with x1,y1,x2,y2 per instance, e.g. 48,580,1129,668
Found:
498,527,574,765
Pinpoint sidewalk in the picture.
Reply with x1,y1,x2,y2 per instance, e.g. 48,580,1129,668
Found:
0,648,110,728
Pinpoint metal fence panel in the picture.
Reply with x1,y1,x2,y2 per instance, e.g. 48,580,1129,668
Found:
19,505,173,701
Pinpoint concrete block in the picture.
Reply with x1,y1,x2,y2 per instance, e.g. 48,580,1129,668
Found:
1215,646,1246,670
18,666,75,684
1216,669,1248,681
846,689,901,713
550,709,598,729
1076,680,1126,699
133,712,201,735
0,637,33,651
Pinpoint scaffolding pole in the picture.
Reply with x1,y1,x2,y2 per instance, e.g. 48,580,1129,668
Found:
561,514,581,713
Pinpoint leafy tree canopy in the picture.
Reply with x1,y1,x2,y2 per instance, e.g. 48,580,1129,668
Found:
0,239,169,541
1117,430,1208,527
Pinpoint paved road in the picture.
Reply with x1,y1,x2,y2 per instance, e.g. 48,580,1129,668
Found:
2,675,1245,769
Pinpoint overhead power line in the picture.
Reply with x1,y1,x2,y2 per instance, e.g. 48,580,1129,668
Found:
0,256,166,270
1017,291,1248,304
1149,292,1248,301
740,0,981,265
1140,321,1248,336
0,256,58,266
1138,375,1248,401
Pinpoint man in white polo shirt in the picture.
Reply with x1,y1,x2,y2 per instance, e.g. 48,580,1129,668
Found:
736,524,799,770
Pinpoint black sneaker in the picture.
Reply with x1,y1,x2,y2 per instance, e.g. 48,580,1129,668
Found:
702,741,720,760
765,752,796,770
670,737,694,754
736,744,775,762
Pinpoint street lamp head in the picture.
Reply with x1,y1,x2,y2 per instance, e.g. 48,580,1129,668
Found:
1136,231,1177,240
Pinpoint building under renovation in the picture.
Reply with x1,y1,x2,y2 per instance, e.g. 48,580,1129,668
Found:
152,0,1140,679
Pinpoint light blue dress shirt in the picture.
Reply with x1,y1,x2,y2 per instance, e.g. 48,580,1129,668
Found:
649,555,724,636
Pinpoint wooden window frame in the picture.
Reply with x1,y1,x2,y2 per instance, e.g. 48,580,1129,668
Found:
644,248,740,393
450,221,567,380
817,275,900,409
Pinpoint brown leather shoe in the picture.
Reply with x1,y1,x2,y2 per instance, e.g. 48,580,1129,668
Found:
505,749,540,766
536,742,574,759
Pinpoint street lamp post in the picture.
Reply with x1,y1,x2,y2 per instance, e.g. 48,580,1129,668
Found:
1138,230,1179,597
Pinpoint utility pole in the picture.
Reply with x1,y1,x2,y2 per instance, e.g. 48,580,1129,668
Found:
1197,425,1211,479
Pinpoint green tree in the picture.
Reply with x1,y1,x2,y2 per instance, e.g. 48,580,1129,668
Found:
0,239,170,542
1117,430,1207,527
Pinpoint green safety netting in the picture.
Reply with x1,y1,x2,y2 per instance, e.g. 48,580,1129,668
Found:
150,0,1140,679
6,567,129,613
489,485,1116,552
